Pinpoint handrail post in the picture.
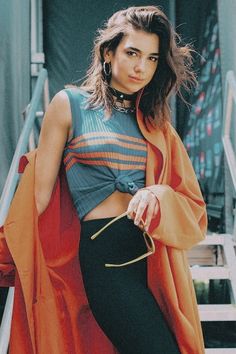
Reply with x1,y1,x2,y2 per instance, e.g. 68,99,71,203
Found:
0,68,49,354
222,70,236,240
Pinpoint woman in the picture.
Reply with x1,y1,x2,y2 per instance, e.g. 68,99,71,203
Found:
2,5,206,354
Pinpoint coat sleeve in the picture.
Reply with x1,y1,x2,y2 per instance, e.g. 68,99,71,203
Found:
146,125,207,250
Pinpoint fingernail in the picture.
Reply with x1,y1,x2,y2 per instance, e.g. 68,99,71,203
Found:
134,220,139,225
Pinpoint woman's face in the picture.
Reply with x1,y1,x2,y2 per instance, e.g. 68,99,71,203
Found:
105,28,160,94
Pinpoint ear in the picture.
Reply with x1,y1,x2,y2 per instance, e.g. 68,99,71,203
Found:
103,48,112,62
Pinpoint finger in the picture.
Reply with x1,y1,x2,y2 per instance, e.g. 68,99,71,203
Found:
144,199,158,231
154,200,160,216
134,198,148,226
127,197,139,219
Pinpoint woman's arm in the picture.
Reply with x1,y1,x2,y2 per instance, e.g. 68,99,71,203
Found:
127,125,207,250
35,90,72,215
147,129,207,249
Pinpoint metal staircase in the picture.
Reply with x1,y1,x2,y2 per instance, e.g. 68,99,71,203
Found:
191,234,236,354
189,233,236,353
189,70,236,353
0,68,49,354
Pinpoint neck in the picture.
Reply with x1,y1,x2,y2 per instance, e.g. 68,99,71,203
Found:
108,86,137,111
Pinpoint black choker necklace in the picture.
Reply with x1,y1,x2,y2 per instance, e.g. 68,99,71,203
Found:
108,86,137,103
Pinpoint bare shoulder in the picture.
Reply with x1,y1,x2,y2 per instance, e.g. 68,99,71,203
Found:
46,89,72,129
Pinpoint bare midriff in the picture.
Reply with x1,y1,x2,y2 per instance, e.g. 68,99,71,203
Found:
83,190,133,221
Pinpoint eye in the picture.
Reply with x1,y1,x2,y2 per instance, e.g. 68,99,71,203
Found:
126,50,137,57
149,56,159,63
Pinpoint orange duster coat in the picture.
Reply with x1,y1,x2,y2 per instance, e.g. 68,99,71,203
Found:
0,108,207,354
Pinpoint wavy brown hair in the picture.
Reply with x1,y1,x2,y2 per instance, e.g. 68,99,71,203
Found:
79,6,196,128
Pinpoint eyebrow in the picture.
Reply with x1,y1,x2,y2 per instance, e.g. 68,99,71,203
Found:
127,46,160,57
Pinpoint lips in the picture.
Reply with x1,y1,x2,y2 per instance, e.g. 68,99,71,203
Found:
129,76,144,82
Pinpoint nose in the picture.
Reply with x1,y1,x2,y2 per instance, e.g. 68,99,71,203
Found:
134,58,146,73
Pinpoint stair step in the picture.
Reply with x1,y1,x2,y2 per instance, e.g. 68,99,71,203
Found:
205,349,236,353
201,235,226,245
191,266,230,279
200,234,236,246
199,304,236,321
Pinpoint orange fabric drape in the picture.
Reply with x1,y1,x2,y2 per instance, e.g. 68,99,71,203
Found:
0,108,207,354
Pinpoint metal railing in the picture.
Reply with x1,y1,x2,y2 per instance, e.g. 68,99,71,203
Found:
222,70,236,239
0,68,49,354
222,70,236,192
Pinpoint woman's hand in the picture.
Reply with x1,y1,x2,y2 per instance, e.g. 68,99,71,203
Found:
127,188,159,231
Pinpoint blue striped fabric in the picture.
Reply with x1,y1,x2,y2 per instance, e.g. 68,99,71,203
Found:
63,88,147,220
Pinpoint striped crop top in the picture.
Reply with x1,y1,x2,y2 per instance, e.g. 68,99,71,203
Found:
63,88,147,220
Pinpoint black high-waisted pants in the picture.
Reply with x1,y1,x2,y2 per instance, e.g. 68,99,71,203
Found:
79,216,181,354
